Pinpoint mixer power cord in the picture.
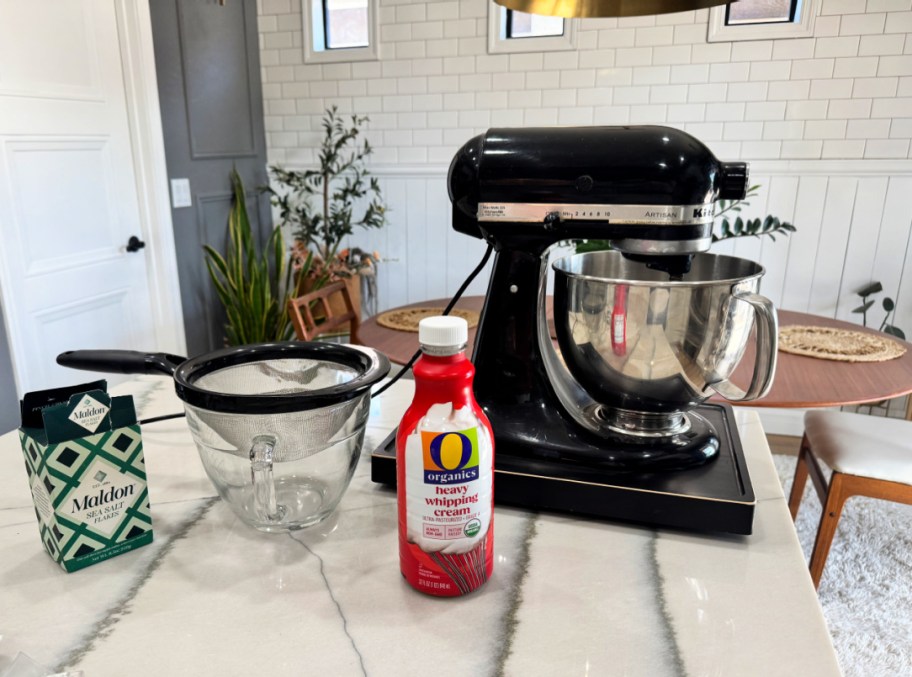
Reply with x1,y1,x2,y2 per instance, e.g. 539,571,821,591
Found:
136,243,494,424
370,243,494,400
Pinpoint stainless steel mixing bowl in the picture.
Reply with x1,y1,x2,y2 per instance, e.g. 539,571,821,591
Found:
552,251,777,435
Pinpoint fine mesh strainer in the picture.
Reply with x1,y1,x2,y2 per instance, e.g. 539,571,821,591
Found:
57,343,390,531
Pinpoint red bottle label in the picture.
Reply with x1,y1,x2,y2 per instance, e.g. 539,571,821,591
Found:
396,355,494,596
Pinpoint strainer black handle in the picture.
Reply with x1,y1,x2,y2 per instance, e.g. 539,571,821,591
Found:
57,350,186,376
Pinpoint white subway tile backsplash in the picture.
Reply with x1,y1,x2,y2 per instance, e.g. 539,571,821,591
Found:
561,69,597,88
616,47,653,67
706,102,746,122
846,118,891,137
667,103,706,122
810,78,855,98
558,107,595,124
867,0,912,10
791,58,836,80
805,119,849,138
786,99,831,119
635,26,675,47
728,81,770,102
633,65,671,85
815,36,861,58
839,12,887,34
822,139,867,156
688,82,729,102
593,105,631,123
670,63,710,84
731,41,774,62
260,0,912,167
709,62,750,83
509,53,545,72
577,87,613,105
509,89,543,108
885,11,912,32
769,79,813,100
763,120,806,139
871,97,912,116
524,108,559,125
781,140,824,158
724,121,763,140
427,1,459,21
772,38,816,60
749,61,792,81
740,140,782,158
615,85,651,104
579,50,616,69
747,101,788,121
650,84,689,103
879,55,912,75
545,51,581,70
691,42,732,63
427,75,459,93
828,98,874,118
546,88,576,106
858,33,905,54
598,28,636,48
823,0,866,13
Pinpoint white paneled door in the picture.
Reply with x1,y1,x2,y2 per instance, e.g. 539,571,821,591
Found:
0,0,178,394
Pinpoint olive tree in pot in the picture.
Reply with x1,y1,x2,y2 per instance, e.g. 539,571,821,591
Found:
267,106,387,327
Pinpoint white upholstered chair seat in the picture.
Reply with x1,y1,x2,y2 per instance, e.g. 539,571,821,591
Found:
791,409,912,588
803,410,912,485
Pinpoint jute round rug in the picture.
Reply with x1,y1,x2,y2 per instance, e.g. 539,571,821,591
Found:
774,454,912,676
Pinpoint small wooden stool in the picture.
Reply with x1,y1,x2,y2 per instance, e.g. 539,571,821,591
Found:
789,410,912,589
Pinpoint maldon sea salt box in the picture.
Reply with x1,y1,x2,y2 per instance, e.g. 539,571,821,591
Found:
18,380,153,572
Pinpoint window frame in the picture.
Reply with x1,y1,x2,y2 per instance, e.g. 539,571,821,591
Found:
303,0,379,64
487,4,578,55
707,0,819,42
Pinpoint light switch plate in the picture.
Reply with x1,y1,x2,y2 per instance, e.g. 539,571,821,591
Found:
170,178,192,209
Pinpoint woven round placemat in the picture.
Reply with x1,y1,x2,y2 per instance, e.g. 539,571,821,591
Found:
778,325,907,362
376,307,480,332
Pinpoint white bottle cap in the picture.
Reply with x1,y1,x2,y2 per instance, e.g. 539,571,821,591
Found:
418,315,468,354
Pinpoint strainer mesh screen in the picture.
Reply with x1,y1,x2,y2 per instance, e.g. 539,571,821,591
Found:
192,358,357,396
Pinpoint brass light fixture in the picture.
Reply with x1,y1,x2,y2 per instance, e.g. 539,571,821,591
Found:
494,0,735,19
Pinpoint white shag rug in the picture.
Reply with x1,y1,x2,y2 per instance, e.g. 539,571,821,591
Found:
773,454,912,677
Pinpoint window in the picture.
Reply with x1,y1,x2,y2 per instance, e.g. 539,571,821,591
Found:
303,0,378,64
708,0,819,42
488,4,577,54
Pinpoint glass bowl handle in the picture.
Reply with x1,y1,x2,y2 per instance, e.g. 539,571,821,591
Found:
250,435,283,523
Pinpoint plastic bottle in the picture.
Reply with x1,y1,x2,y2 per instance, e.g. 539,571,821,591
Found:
396,316,494,596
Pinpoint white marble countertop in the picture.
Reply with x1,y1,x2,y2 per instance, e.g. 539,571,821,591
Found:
0,376,840,676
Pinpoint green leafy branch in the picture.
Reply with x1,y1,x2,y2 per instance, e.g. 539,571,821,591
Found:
712,185,797,243
267,106,387,266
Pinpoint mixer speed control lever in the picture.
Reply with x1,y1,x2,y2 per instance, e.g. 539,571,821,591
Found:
543,212,561,231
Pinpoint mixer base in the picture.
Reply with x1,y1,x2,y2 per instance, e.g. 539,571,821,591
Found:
371,402,755,535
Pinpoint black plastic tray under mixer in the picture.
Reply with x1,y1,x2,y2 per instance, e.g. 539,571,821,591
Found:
370,402,755,535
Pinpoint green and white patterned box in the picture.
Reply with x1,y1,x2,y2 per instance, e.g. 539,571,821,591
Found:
19,380,153,572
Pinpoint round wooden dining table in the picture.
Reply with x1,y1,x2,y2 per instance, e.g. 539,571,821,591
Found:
359,296,912,409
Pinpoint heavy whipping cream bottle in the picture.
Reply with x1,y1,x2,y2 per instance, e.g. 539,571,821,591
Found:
397,316,494,596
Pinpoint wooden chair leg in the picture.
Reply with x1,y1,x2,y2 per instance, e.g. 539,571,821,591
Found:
808,472,848,589
788,436,811,521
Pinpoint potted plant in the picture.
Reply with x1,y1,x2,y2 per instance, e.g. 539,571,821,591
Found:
267,106,387,325
204,169,312,345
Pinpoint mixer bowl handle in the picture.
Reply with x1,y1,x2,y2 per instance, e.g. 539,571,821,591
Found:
709,292,778,402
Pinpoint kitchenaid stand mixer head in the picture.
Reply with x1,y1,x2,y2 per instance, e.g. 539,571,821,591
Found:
447,126,776,473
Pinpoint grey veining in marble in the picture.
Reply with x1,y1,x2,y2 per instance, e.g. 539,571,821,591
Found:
0,377,841,677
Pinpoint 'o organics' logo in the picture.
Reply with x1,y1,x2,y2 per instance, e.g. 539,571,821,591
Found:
421,429,479,485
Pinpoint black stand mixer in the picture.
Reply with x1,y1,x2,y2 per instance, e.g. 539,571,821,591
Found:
372,126,778,535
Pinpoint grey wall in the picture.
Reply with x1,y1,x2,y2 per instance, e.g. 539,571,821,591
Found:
0,299,19,433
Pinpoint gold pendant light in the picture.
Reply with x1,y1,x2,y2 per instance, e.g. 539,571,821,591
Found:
495,0,735,19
